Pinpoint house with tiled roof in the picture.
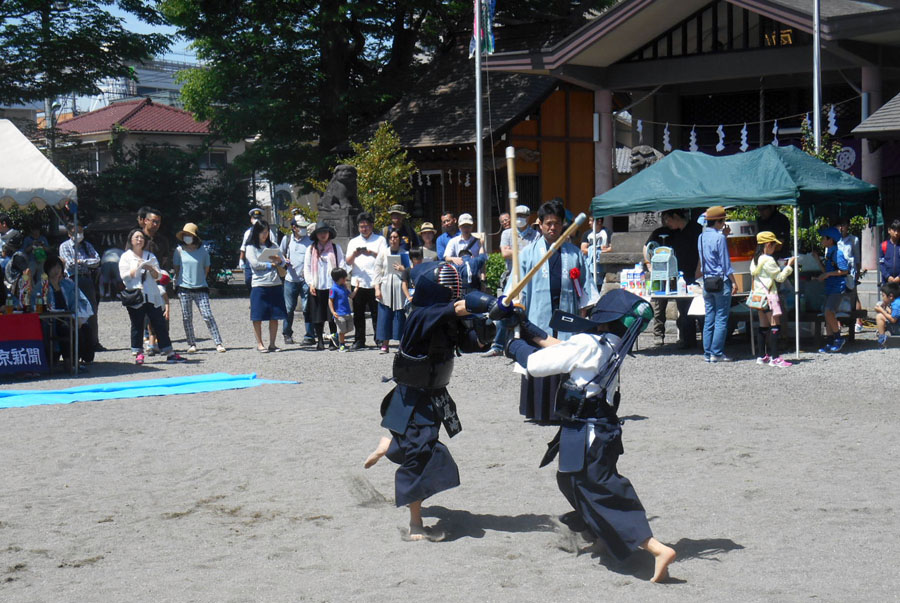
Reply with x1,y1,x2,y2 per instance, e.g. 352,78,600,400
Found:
58,98,246,174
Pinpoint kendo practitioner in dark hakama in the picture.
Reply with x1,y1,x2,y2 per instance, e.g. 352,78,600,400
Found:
506,289,677,582
364,261,500,541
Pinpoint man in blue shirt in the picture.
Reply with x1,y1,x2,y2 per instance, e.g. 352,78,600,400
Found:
879,219,900,286
812,226,850,352
697,206,737,362
436,212,458,261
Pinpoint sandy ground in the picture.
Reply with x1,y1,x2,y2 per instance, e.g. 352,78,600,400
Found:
2,296,899,602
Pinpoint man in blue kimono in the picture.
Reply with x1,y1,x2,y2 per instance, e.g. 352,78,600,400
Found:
511,199,588,421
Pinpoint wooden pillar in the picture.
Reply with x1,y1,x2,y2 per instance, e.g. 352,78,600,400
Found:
594,89,613,196
861,66,883,271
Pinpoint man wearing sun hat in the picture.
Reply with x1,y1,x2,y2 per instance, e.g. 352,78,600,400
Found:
698,205,737,362
811,225,850,352
279,214,315,345
382,204,419,251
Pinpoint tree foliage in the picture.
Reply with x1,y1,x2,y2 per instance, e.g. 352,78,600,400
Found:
311,123,416,229
159,0,615,185
0,0,170,106
67,141,249,262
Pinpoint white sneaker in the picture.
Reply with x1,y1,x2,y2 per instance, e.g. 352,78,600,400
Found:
216,344,227,353
855,323,863,333
187,345,198,354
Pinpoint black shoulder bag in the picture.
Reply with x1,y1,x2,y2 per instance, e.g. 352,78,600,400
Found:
700,232,724,292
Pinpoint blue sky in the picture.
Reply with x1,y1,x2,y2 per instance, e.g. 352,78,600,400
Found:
106,5,196,63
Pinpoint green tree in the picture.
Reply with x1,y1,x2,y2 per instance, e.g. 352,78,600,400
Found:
159,0,616,185
800,117,842,166
314,122,416,229
0,1,170,106
67,141,249,260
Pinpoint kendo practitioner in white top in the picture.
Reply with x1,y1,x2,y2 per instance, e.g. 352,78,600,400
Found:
506,288,677,582
365,261,504,541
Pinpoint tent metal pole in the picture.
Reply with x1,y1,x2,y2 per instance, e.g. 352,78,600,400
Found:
73,207,79,376
793,205,800,359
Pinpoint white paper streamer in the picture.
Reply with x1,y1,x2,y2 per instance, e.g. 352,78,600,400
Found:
827,105,838,135
689,126,698,152
740,123,749,152
637,119,643,144
663,122,672,152
771,120,779,147
715,125,725,152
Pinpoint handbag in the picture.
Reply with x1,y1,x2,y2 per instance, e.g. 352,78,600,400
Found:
746,272,768,309
118,288,145,309
119,264,146,308
703,276,724,292
700,232,724,292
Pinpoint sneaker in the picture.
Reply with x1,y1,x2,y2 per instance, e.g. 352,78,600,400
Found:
146,345,159,357
855,323,863,333
481,348,503,358
351,340,366,350
770,357,792,368
302,337,317,346
756,355,771,365
283,335,295,345
166,353,187,364
186,345,198,354
329,333,339,349
704,355,714,363
316,341,325,351
135,353,145,365
339,344,348,353
829,337,846,352
818,342,833,353
379,345,389,354
877,333,888,348
715,355,734,363
216,344,227,353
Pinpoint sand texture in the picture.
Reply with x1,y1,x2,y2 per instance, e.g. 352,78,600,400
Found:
2,297,898,602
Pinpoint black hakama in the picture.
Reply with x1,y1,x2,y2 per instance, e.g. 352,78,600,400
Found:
555,417,652,561
386,405,460,507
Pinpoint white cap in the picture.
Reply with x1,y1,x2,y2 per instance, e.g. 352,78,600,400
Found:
458,213,474,226
515,205,530,216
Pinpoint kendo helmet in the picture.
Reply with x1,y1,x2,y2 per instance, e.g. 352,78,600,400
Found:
410,261,462,306
590,288,653,335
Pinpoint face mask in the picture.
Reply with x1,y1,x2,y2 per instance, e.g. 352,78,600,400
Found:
74,233,84,243
250,218,258,225
182,235,194,245
516,217,528,229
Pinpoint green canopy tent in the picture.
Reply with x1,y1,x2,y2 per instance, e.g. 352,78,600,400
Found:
590,144,881,357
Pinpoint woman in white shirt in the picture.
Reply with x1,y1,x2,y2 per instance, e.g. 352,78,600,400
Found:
118,228,185,365
303,221,345,350
374,230,412,353
245,220,287,352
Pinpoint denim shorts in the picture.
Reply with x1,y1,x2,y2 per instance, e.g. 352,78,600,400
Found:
823,292,851,313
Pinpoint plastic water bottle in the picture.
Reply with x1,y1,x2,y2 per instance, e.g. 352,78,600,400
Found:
677,271,687,295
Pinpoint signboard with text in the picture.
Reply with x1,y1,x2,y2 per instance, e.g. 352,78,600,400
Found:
0,314,48,375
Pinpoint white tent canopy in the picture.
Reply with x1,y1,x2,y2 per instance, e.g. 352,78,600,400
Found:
0,119,76,209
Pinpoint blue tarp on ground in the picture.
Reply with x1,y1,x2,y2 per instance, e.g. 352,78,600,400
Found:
0,373,296,409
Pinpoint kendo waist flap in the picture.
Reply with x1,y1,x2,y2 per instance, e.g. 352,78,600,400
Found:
554,379,619,422
392,351,454,389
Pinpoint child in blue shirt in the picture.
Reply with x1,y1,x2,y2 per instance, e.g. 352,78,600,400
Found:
874,282,900,348
328,268,355,351
813,227,849,352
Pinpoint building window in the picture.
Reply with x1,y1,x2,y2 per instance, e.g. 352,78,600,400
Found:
199,151,227,170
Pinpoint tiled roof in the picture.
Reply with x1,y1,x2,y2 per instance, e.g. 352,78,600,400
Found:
371,46,558,149
59,98,209,135
852,92,900,139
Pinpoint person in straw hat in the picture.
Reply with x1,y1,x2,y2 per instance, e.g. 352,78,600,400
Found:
173,223,226,353
417,221,438,261
697,205,737,362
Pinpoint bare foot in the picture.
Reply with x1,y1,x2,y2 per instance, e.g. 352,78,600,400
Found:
364,436,391,468
642,537,676,583
406,524,445,542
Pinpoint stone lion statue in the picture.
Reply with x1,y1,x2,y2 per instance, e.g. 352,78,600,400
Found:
318,164,359,211
630,145,664,174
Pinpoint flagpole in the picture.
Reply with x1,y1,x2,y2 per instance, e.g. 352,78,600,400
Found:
795,0,822,359
474,0,485,247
